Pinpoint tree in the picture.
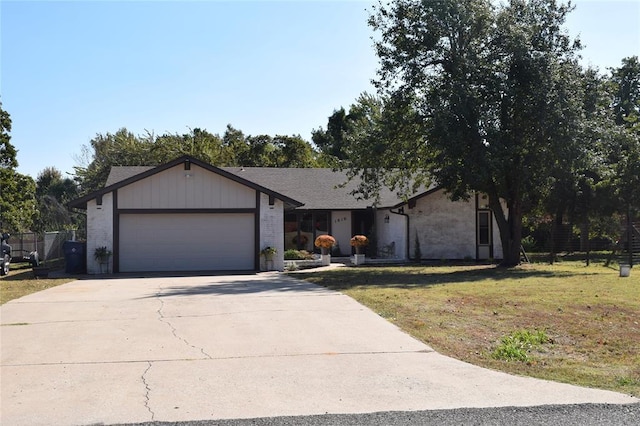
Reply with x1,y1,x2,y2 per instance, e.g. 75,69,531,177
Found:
240,134,278,167
0,101,36,232
273,135,320,168
522,58,640,258
586,57,640,235
312,108,350,161
153,128,227,166
221,125,249,166
0,101,17,169
34,167,79,233
610,56,640,128
539,67,605,258
0,169,37,233
608,56,640,211
74,125,324,195
74,128,155,195
351,0,586,266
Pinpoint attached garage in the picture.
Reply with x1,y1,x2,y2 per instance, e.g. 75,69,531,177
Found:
118,213,255,272
69,156,302,274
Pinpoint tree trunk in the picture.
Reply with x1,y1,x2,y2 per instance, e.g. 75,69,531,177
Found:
549,211,564,265
580,221,589,252
582,220,590,266
504,202,523,267
488,193,522,267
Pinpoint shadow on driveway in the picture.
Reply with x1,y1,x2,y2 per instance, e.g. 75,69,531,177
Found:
139,275,328,298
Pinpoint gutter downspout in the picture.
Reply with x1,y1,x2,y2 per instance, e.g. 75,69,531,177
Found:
390,207,410,261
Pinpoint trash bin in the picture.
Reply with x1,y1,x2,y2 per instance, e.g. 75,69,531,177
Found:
63,241,86,274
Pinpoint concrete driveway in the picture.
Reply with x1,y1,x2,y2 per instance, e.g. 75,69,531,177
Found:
1,273,637,425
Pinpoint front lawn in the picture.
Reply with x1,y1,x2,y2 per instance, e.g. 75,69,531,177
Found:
0,261,74,305
301,261,640,397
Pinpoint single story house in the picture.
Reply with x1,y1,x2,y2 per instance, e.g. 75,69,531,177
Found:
69,155,502,274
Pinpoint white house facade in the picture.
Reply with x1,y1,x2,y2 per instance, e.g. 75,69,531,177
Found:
70,156,503,274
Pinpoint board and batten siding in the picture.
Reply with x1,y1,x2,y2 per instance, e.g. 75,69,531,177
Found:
117,164,256,209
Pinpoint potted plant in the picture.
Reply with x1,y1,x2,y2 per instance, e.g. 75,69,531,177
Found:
94,246,112,274
314,235,336,266
350,235,369,265
260,246,277,260
260,246,277,271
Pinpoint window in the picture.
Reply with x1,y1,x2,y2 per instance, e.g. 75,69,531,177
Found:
284,213,300,251
283,212,330,252
478,211,491,245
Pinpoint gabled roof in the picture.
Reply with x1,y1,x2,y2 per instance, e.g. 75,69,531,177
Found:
71,156,439,211
68,156,304,210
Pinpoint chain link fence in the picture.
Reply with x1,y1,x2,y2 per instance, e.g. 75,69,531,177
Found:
7,231,76,262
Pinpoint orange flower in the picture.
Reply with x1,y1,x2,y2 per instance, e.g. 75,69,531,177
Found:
314,235,336,249
350,235,369,247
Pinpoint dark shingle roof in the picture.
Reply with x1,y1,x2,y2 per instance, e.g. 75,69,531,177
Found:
105,166,153,186
222,167,403,210
105,165,430,210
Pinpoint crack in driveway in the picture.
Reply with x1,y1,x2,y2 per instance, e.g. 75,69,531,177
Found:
155,288,213,359
141,361,154,421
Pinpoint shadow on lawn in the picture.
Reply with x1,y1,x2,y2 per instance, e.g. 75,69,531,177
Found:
1,268,37,281
304,265,573,290
0,267,64,282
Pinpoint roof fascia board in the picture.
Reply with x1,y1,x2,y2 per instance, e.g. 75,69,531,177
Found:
68,155,303,209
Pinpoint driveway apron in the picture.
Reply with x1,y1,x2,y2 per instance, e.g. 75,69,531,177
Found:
1,273,637,425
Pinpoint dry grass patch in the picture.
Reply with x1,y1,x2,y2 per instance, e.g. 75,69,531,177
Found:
302,263,640,396
1,262,74,305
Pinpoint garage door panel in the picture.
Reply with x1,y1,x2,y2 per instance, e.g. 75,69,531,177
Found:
119,214,254,272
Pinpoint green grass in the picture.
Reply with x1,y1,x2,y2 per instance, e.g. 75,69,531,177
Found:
301,261,640,396
0,260,74,305
492,329,551,361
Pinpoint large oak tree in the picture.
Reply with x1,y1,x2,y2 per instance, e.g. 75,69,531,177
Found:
350,0,586,266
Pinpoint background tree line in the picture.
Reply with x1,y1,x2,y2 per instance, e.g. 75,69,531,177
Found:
1,114,331,234
72,126,329,197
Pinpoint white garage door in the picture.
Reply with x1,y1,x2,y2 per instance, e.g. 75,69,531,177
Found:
119,213,255,272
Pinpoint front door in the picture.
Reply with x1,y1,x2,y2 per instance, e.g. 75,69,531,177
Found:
351,210,374,255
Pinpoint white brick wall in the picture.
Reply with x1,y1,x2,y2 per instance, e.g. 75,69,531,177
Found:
406,190,504,260
259,193,284,271
376,209,408,259
408,190,476,260
86,193,114,274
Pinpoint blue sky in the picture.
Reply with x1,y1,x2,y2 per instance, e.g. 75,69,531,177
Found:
2,0,639,179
